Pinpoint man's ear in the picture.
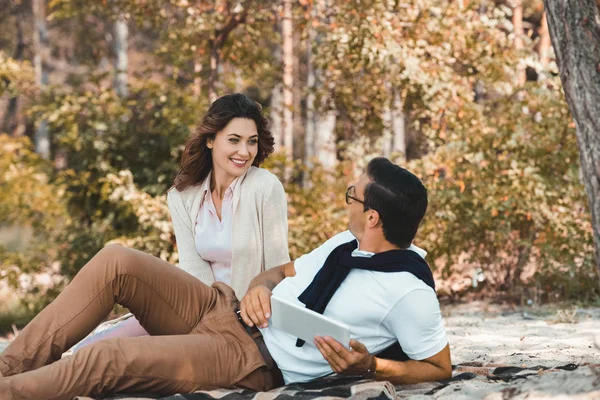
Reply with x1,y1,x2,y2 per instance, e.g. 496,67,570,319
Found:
366,210,380,228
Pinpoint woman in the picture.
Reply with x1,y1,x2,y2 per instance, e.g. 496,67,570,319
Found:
74,93,290,349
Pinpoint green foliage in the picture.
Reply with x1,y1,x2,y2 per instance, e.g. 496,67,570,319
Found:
412,80,597,300
0,0,597,331
27,80,199,278
0,135,69,317
0,52,35,98
263,154,350,259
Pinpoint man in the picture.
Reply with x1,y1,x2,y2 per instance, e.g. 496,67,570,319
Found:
0,157,451,399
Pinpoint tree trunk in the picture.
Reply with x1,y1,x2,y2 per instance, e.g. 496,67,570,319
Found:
193,59,203,97
206,3,250,104
312,0,337,170
269,15,283,151
391,89,406,158
208,42,219,103
543,0,600,275
314,103,337,170
282,0,294,161
114,16,128,98
270,83,283,151
269,13,283,151
304,18,316,171
512,0,526,86
381,89,393,158
292,27,303,161
538,11,552,68
2,1,26,136
32,0,50,159
381,85,406,159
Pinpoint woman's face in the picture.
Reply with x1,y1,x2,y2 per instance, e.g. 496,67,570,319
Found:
207,117,259,180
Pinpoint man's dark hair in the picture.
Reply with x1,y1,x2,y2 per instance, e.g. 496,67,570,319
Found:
363,157,428,248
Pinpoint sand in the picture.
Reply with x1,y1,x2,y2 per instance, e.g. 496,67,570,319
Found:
404,302,600,399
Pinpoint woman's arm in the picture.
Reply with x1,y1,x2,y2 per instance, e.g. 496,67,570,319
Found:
239,261,296,328
167,189,214,284
261,179,291,269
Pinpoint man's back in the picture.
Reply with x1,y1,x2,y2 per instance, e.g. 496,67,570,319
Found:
262,230,447,383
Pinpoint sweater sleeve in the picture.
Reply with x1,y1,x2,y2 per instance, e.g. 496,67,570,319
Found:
261,178,291,270
167,189,215,285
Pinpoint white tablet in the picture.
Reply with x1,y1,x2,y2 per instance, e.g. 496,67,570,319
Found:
270,294,351,349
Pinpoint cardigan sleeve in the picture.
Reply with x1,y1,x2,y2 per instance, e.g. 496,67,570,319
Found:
167,189,215,285
261,178,291,270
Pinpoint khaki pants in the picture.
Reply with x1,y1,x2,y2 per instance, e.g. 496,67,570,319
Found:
0,245,277,400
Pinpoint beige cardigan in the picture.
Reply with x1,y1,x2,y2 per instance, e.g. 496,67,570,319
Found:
167,167,290,298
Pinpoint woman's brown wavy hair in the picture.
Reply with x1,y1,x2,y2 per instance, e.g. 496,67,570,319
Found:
173,93,275,191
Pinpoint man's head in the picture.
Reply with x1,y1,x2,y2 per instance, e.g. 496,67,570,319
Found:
346,157,428,249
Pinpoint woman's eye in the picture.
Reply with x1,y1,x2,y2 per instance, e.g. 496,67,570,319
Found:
229,138,239,143
249,139,258,145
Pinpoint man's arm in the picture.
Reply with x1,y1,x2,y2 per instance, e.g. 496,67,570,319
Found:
314,337,451,384
373,344,451,384
239,261,296,328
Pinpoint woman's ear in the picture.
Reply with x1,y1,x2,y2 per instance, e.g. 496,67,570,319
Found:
206,139,213,149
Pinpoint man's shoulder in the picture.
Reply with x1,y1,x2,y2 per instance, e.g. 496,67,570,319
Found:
319,231,356,250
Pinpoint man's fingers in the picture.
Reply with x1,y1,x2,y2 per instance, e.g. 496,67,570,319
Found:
250,295,268,327
316,337,349,370
258,290,272,323
349,339,368,353
323,336,352,356
314,337,343,372
239,287,272,328
239,306,253,327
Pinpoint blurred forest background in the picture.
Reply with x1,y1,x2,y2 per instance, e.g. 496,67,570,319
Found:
0,0,598,332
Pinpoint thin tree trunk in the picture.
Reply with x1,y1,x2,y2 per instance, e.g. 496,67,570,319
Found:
270,83,283,151
304,20,316,171
292,27,303,161
206,2,250,104
391,89,406,158
208,42,219,103
114,16,128,98
2,2,26,136
512,0,526,86
381,88,393,158
32,0,50,159
314,103,337,169
193,60,203,97
538,11,552,67
313,0,336,170
269,14,283,151
282,0,294,161
381,85,406,159
543,0,600,276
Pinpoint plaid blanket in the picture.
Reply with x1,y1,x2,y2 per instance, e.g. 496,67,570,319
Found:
74,363,600,400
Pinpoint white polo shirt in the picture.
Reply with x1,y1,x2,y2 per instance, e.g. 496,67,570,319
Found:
261,230,447,384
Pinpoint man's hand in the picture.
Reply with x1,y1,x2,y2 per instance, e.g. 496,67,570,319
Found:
314,336,375,376
239,285,272,328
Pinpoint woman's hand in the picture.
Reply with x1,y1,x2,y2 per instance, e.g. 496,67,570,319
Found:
314,336,376,376
239,285,273,328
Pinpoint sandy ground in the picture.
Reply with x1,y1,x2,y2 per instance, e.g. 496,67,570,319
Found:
445,302,600,366
414,302,600,399
1,302,599,399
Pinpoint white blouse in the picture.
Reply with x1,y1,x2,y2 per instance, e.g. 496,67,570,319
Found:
194,173,239,285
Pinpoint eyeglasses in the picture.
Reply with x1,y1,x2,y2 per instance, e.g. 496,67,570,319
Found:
345,185,366,206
